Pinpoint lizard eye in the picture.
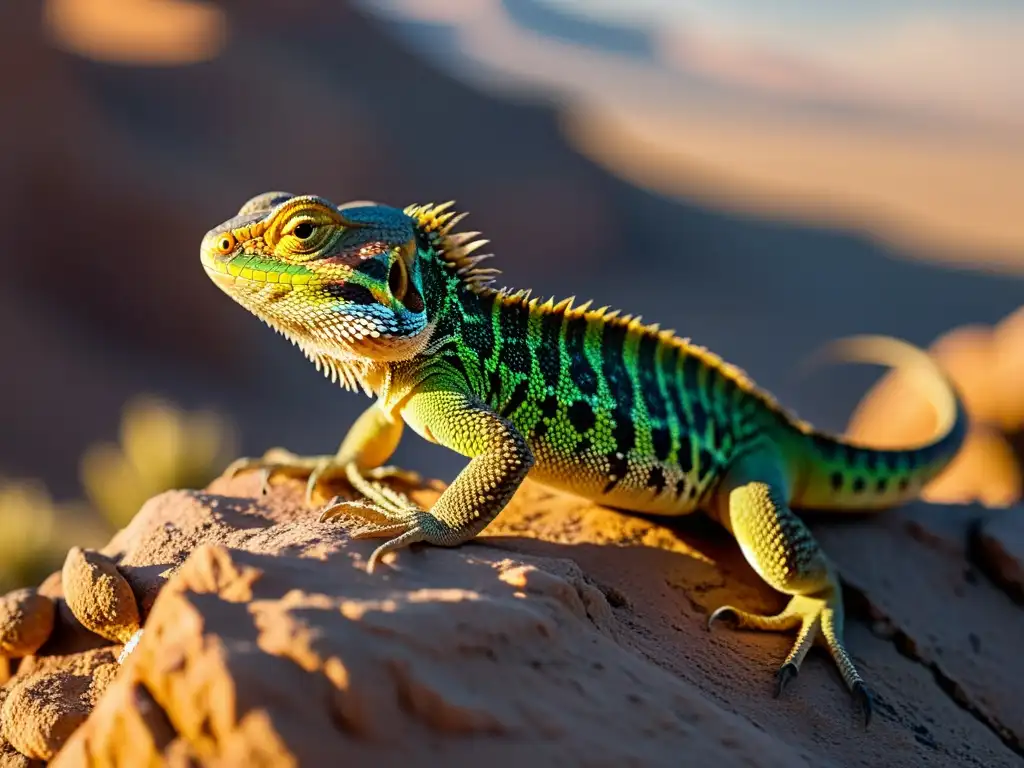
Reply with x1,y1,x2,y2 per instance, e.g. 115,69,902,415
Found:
281,217,330,254
215,233,236,254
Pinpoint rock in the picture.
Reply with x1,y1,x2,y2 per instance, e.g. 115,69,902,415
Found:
810,504,1024,756
973,509,1024,604
0,590,55,658
0,742,43,768
923,424,1022,508
0,649,115,761
991,306,1024,432
0,470,1019,766
60,549,141,645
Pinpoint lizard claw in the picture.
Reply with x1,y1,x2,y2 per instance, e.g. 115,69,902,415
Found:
774,662,799,698
223,450,422,508
707,606,741,630
318,496,389,523
319,496,435,573
707,592,871,723
852,681,874,728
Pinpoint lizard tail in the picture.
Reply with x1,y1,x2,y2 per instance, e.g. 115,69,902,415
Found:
786,334,968,511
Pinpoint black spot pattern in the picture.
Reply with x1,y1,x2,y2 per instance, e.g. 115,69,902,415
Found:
690,404,708,442
564,316,598,395
499,378,530,419
884,452,902,471
460,290,495,362
718,375,738,410
540,395,559,420
567,400,596,433
647,466,666,495
537,311,564,389
637,334,667,423
432,296,463,342
681,354,701,403
436,342,472,390
498,302,532,375
651,428,672,462
500,341,532,376
677,443,694,474
485,370,502,409
604,452,629,494
600,322,635,492
659,343,688,464
830,472,843,491
697,448,717,485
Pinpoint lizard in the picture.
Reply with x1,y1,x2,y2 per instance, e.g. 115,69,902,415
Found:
200,192,967,724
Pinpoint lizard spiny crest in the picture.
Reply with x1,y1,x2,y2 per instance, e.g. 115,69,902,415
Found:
405,201,798,429
404,201,500,291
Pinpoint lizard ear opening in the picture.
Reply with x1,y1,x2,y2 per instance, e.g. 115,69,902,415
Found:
388,256,408,302
390,241,425,314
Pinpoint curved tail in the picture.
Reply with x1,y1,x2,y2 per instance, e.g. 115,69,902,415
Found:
787,335,968,511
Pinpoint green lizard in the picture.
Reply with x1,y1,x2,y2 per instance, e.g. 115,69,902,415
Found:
201,192,967,723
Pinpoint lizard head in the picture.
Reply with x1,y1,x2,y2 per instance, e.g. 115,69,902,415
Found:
200,192,433,366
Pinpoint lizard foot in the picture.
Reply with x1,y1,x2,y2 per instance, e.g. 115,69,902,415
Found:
319,495,440,573
707,593,873,727
225,448,422,505
228,449,440,572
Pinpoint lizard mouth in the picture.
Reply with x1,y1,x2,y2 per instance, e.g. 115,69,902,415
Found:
202,263,235,290
201,259,314,300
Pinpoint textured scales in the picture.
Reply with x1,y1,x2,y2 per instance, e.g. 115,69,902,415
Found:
201,193,968,725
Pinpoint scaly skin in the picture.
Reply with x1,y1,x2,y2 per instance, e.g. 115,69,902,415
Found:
200,193,968,724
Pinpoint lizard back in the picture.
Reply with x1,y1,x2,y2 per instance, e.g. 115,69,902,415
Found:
407,276,785,516
403,202,966,516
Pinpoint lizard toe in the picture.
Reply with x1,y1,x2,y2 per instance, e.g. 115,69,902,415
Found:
707,605,741,630
774,662,799,698
852,681,874,729
708,591,871,725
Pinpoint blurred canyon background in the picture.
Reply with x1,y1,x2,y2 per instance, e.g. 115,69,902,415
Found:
1,0,1022,588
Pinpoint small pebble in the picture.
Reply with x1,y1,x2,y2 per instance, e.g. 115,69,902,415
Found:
0,589,56,658
61,547,141,644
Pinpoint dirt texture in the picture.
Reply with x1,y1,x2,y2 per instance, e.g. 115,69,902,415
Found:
0,467,1019,767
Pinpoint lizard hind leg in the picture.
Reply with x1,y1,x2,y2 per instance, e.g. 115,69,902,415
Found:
707,448,873,726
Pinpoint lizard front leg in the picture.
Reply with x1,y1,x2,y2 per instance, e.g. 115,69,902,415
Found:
707,447,873,725
322,389,534,572
225,403,420,504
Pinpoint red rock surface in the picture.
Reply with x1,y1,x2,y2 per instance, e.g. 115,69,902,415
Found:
0,470,1020,766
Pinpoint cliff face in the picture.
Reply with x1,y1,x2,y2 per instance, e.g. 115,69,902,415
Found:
0,469,1021,767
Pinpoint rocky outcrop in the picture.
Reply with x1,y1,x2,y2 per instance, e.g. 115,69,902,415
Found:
0,470,1021,766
